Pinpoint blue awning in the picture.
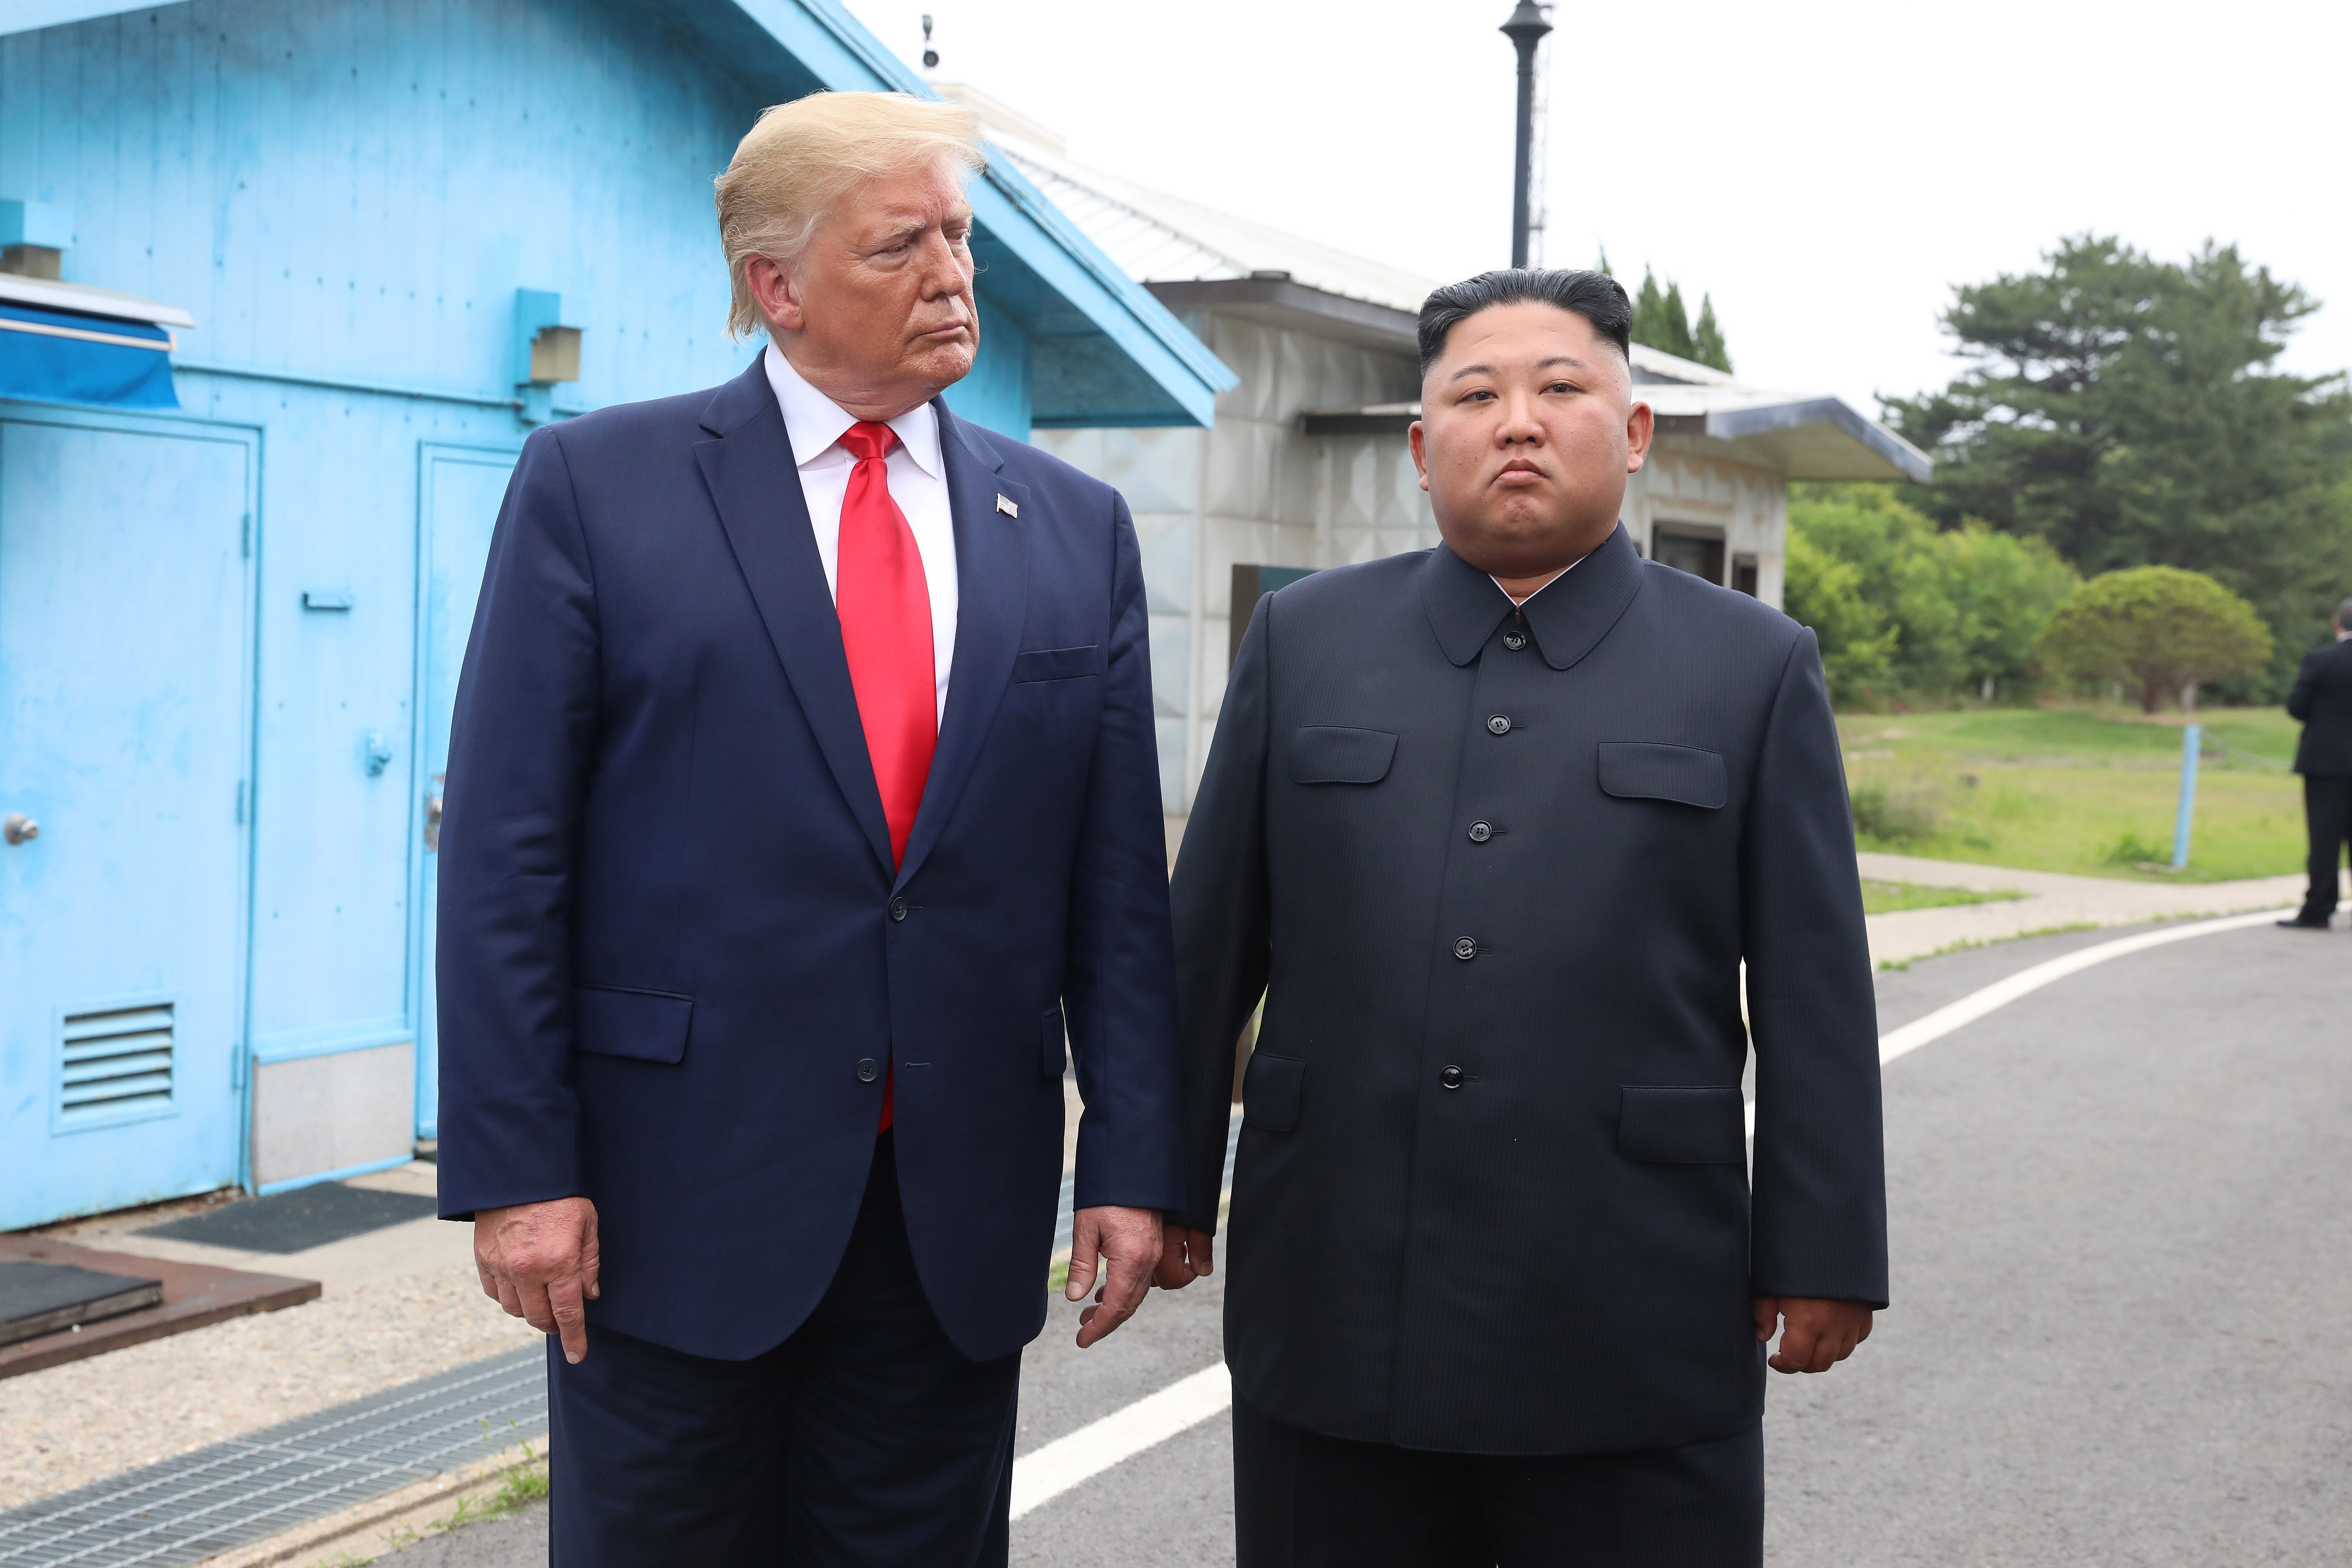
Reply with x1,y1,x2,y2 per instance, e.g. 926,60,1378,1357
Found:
0,298,178,410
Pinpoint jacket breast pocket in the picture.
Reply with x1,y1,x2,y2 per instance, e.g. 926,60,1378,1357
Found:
1242,1052,1306,1132
1596,742,1726,810
1042,1003,1067,1078
1617,1085,1746,1164
574,984,693,1065
1289,726,1397,785
1012,645,1101,683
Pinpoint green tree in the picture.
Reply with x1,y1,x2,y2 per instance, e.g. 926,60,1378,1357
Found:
2035,566,2273,713
1783,485,2078,706
1783,526,1895,704
1690,294,1731,375
1615,263,1734,373
1884,236,2352,691
1934,523,2080,700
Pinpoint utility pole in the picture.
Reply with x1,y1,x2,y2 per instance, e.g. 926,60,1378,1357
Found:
1501,1,1553,268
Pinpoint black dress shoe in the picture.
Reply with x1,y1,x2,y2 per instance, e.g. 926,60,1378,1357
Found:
2276,916,2333,929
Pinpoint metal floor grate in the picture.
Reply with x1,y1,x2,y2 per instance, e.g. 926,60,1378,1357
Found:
7,1115,1237,1566
0,1345,546,1567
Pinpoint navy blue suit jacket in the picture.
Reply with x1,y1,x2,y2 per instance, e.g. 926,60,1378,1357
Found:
435,358,1185,1363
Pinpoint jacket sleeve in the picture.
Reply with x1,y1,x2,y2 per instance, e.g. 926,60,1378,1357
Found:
433,427,602,1221
1061,492,1188,1213
2287,650,2319,723
1740,629,1889,1307
1167,593,1275,1234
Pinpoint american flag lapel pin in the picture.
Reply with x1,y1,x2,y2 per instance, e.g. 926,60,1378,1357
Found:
995,493,1019,518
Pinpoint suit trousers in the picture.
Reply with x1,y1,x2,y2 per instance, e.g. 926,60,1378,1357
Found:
546,1133,1022,1567
2300,775,2352,921
1232,1395,1762,1568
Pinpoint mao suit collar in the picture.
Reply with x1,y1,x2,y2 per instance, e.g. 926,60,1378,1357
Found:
1420,522,1645,671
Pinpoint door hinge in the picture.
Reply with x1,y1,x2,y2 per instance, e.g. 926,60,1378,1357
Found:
241,513,253,559
231,1045,246,1090
236,780,248,824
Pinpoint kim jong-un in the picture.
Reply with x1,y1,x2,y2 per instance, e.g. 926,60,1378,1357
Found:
1157,268,1888,1566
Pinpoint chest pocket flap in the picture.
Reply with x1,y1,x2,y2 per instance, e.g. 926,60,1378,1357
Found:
1012,645,1101,683
1596,742,1726,810
1290,726,1398,785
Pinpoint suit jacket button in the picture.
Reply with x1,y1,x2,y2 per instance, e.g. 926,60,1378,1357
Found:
888,897,908,922
1453,936,1478,961
1503,631,1527,651
1486,714,1511,735
1468,821,1493,843
1439,1065,1465,1089
856,1057,880,1083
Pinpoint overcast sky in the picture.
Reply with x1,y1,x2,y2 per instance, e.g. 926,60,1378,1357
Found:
838,0,2352,423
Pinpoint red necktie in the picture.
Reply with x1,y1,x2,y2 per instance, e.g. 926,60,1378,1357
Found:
835,420,936,1132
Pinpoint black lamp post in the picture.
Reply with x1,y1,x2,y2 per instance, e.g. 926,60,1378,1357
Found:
1500,1,1553,268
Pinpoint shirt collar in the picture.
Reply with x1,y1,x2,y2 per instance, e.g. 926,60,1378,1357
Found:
1491,552,1583,606
1421,523,1645,671
762,342,942,480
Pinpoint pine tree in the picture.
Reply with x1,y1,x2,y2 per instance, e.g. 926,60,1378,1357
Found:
1630,266,1732,370
1691,294,1733,373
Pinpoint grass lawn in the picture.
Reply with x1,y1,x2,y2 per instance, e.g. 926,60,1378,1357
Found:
1858,879,2022,915
1837,705,2306,883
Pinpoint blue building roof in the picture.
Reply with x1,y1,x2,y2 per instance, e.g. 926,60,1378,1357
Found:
0,0,1235,427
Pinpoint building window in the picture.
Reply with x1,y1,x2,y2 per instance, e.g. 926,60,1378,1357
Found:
1652,527,1724,586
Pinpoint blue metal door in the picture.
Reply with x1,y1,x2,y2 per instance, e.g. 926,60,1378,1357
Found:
413,446,516,1140
0,416,254,1229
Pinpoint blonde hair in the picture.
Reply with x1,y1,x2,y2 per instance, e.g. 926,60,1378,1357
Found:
715,92,987,340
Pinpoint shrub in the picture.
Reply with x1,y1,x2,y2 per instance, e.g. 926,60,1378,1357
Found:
1785,485,2078,707
2035,566,2273,713
1851,780,1941,844
2103,829,2172,867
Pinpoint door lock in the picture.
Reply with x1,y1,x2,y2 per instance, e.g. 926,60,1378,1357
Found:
3,813,38,845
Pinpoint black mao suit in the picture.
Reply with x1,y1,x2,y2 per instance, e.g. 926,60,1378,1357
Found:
1172,526,1887,1551
2285,636,2352,922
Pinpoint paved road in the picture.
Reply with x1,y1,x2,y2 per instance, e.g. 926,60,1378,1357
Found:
388,919,2352,1564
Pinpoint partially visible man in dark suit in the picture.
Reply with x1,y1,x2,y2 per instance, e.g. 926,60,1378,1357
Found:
435,93,1184,1565
1157,269,1887,1566
2280,597,2352,929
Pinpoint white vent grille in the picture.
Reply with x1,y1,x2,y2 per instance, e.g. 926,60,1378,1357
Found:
59,1003,175,1122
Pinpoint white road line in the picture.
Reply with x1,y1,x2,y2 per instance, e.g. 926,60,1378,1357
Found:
1745,906,2295,1139
1008,1362,1232,1519
1021,908,2295,1518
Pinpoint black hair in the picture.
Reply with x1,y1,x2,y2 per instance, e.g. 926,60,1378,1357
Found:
1416,268,1633,377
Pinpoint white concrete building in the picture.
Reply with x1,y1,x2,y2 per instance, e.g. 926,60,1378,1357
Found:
943,86,1930,815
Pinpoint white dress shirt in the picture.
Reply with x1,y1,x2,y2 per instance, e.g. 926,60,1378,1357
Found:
764,343,959,721
1493,546,1584,606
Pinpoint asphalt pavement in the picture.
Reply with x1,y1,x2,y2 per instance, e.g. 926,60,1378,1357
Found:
383,917,2352,1565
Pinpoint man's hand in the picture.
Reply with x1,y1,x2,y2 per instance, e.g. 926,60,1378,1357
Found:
1155,1224,1215,1290
1067,1205,1162,1349
1753,1296,1873,1374
475,1197,600,1364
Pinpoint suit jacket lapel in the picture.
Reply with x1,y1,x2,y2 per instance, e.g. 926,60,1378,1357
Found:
895,404,1028,892
694,360,896,879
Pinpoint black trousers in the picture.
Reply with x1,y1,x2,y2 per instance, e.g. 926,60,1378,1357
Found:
546,1134,1022,1567
2301,775,2352,921
1232,1395,1763,1568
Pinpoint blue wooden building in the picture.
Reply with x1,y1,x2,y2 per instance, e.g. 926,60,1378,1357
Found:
0,0,1231,1229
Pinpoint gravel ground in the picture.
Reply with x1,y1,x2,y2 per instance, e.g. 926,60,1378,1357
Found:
0,1267,538,1508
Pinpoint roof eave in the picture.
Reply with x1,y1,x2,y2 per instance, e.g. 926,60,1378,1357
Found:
1144,278,1418,357
1302,394,1934,484
1694,396,1932,483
